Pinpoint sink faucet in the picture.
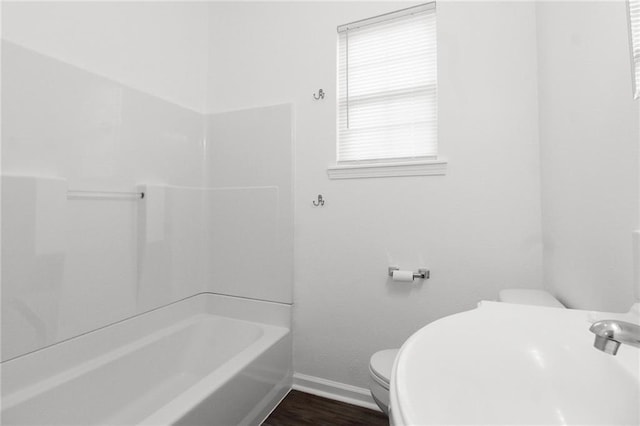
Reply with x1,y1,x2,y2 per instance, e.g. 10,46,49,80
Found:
589,320,640,355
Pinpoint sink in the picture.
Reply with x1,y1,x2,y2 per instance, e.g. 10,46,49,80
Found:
389,302,640,425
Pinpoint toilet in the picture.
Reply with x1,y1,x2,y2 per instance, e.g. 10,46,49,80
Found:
368,348,398,415
497,289,565,308
368,289,564,415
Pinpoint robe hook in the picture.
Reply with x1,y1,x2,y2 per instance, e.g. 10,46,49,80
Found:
313,194,325,207
313,89,325,100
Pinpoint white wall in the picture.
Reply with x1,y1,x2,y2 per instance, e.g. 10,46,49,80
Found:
537,1,640,312
2,1,209,112
207,1,544,389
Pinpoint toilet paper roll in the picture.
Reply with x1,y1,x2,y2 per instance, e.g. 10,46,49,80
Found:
392,270,414,282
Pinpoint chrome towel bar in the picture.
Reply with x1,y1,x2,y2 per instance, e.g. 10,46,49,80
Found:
67,190,144,200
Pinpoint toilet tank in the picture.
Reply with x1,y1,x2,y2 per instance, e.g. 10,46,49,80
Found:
498,289,565,308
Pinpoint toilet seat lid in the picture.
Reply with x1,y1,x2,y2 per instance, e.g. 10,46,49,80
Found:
370,349,399,383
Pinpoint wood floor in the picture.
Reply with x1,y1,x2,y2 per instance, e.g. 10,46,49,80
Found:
262,390,388,426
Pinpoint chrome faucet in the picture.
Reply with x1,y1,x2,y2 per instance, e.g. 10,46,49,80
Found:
589,320,640,355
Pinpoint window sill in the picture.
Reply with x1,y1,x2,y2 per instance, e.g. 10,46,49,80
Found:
327,159,448,180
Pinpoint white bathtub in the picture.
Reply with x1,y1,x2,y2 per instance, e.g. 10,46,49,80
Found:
0,293,292,426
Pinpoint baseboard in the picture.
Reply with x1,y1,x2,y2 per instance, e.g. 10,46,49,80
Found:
292,373,381,412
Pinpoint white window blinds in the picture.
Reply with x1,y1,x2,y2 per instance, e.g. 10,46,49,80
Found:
630,0,640,99
337,3,437,164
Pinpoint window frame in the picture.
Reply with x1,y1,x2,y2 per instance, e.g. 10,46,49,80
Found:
629,0,640,99
329,2,447,179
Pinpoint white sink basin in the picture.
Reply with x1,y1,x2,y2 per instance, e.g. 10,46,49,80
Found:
390,302,640,425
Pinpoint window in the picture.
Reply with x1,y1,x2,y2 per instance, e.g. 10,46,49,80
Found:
630,0,640,99
329,3,445,179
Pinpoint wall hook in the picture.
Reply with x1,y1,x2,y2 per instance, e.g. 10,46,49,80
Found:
313,194,325,207
313,89,325,100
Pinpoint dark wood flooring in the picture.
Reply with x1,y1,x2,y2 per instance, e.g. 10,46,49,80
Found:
262,390,388,426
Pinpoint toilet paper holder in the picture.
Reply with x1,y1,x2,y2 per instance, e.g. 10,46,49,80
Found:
388,266,430,280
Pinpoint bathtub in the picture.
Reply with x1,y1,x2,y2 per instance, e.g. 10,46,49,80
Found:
0,293,292,426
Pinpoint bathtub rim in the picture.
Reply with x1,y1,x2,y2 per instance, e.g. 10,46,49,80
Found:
138,325,290,425
1,292,291,396
1,291,291,363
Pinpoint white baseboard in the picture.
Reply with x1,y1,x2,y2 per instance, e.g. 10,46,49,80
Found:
292,372,381,412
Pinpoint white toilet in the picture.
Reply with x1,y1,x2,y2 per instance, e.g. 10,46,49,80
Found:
368,348,398,415
497,289,565,308
368,289,564,415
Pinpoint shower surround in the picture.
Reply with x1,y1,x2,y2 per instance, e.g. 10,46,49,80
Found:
2,11,294,422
